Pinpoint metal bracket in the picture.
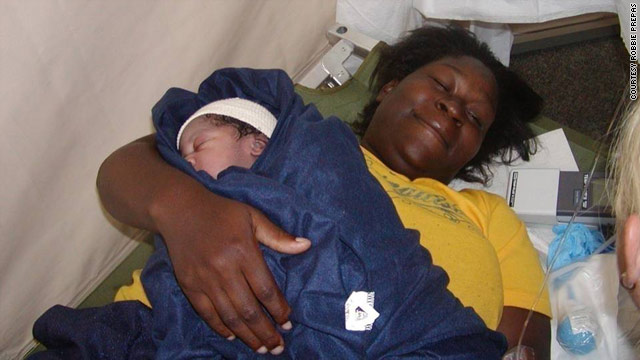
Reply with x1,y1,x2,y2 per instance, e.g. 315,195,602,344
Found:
326,23,379,56
296,23,379,89
321,39,354,86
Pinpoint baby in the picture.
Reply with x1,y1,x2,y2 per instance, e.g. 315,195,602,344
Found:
176,98,277,178
112,98,279,307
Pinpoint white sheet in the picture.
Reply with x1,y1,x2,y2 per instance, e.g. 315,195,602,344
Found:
413,0,616,23
413,0,634,54
336,0,424,45
0,1,335,358
337,0,632,68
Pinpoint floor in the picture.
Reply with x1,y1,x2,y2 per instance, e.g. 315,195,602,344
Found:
510,33,630,144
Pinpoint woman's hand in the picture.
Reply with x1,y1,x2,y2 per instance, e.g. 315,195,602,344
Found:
618,214,640,307
97,134,310,354
154,188,311,355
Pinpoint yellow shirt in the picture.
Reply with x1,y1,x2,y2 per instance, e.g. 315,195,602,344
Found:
362,147,551,329
114,269,151,308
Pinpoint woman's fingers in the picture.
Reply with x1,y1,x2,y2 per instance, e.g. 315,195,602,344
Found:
186,289,235,340
220,269,285,352
185,267,284,354
211,286,270,352
247,209,306,327
203,248,285,352
251,209,311,254
241,239,293,328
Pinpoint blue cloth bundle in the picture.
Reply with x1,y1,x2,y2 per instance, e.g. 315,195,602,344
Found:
31,68,506,359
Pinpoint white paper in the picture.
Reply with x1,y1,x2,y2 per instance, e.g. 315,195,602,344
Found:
345,291,379,331
450,128,579,196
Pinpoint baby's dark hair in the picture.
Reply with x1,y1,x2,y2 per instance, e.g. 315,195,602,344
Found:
356,25,543,184
200,113,263,138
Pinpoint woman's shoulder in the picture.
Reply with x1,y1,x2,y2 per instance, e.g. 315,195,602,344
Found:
455,188,513,218
458,188,506,204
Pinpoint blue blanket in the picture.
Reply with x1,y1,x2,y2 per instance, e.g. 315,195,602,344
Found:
31,68,506,359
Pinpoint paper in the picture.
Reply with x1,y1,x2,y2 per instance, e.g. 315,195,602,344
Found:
450,128,579,198
345,291,379,331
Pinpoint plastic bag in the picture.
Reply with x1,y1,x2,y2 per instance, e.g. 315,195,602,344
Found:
549,254,618,360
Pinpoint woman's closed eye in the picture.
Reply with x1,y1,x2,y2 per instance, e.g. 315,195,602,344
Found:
466,110,483,128
431,76,483,127
431,77,449,92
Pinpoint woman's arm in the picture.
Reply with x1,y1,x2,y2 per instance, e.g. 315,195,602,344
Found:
97,134,310,354
497,307,550,360
482,193,551,359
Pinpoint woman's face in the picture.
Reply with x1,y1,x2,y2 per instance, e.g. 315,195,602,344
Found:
361,56,498,184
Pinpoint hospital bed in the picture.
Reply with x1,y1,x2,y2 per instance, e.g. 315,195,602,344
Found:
3,1,635,358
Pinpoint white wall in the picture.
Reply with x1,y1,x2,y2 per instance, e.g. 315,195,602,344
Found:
0,1,335,358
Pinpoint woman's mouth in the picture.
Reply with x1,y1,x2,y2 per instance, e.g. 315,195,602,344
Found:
412,112,450,150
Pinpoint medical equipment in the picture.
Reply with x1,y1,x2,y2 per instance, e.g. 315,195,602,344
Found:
507,169,614,225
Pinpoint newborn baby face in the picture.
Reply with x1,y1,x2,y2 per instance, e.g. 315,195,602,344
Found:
179,116,262,178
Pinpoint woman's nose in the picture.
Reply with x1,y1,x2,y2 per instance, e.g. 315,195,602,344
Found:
436,97,463,127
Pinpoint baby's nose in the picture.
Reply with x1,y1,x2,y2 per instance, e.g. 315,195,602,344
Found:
184,155,196,168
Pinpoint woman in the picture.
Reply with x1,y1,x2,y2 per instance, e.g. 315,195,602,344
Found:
612,100,640,307
98,26,551,358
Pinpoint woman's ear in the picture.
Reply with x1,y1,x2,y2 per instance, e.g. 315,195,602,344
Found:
623,214,640,282
376,80,399,101
619,214,640,307
249,133,269,157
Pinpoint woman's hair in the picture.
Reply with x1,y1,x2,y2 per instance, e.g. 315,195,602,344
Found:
355,25,543,184
610,100,640,221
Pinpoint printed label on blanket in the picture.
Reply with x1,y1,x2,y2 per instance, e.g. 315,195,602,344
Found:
345,291,379,331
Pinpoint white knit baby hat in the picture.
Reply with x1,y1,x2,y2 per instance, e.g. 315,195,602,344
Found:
176,97,277,149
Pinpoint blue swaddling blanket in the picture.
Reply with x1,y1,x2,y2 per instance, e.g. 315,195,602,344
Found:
31,68,506,359
147,67,506,358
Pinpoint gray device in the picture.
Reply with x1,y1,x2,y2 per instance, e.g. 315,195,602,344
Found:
556,171,613,224
507,169,613,225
